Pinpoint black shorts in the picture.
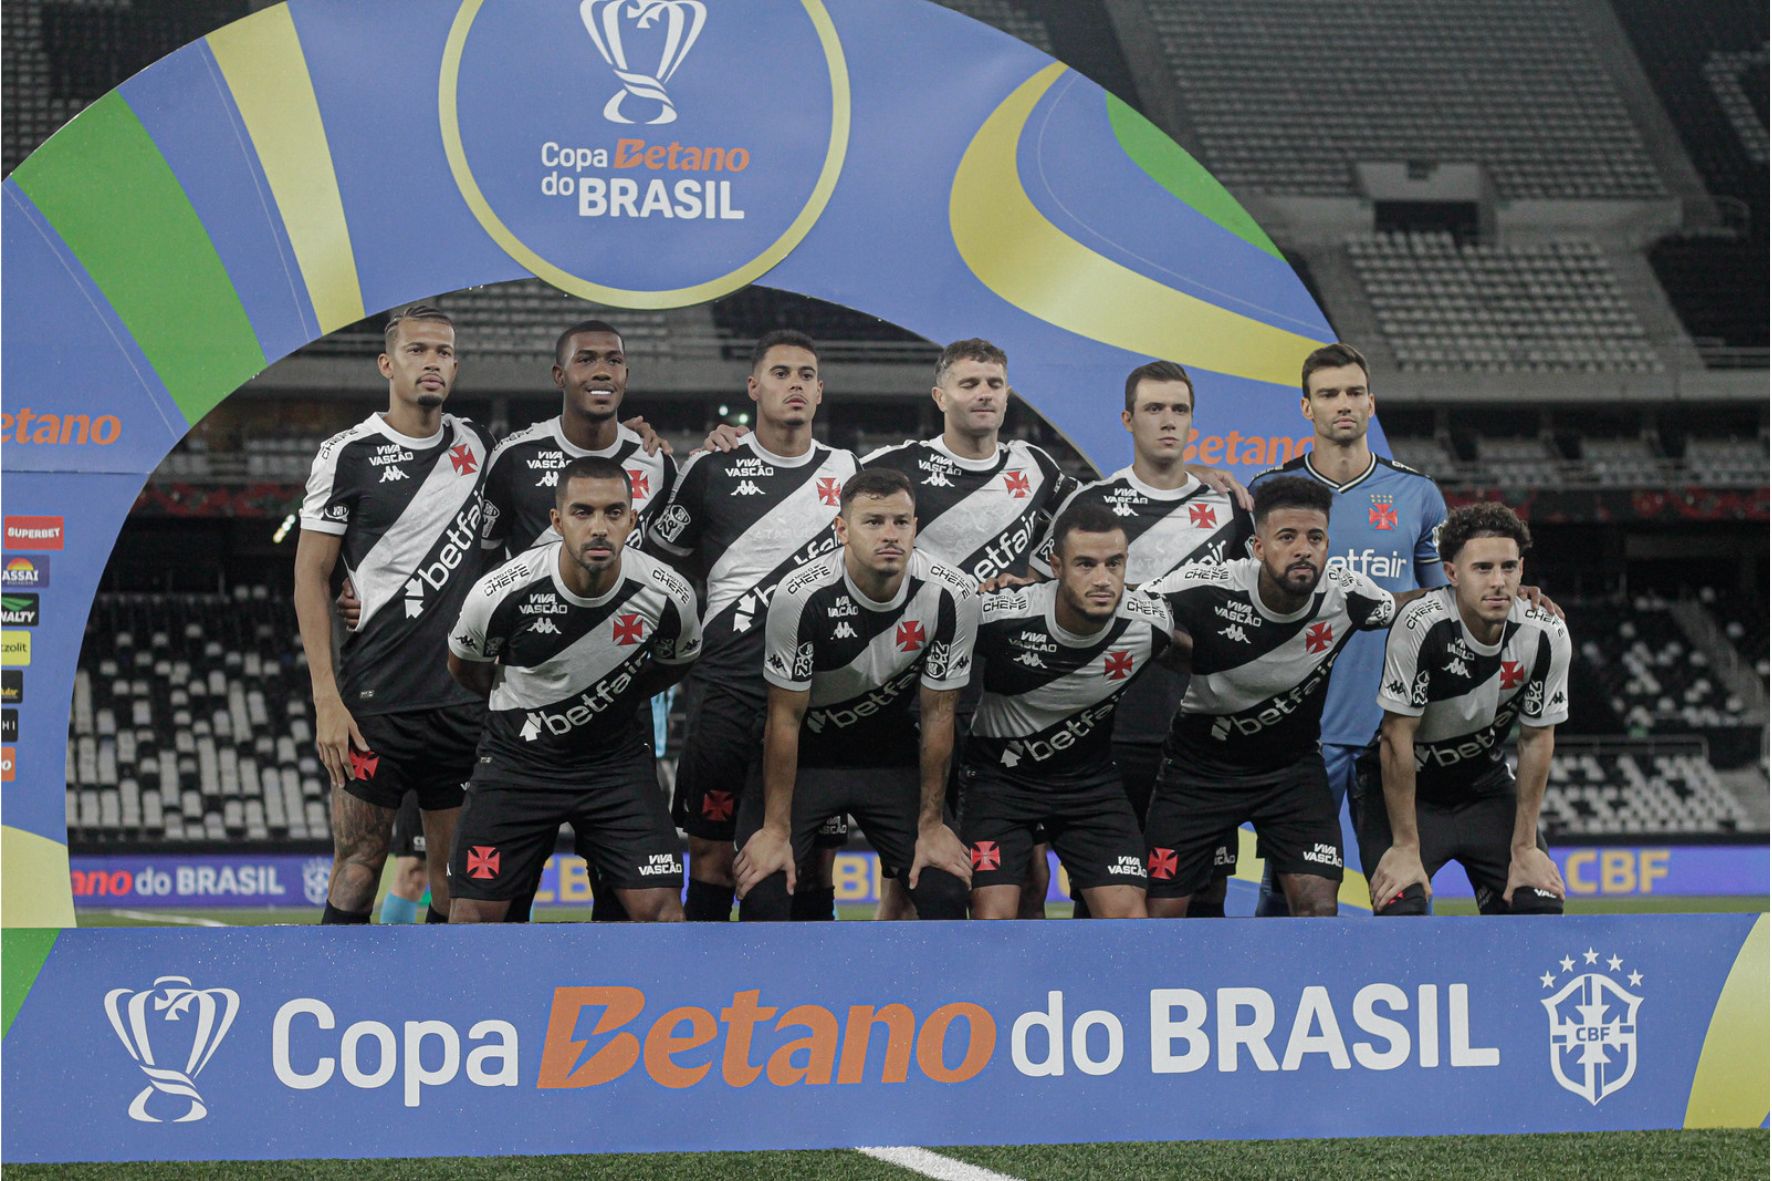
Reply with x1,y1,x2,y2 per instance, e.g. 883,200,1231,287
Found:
1112,741,1163,826
735,763,935,877
1350,761,1558,915
448,744,681,902
390,793,426,859
344,702,481,812
1144,755,1343,898
958,766,1146,892
673,680,844,848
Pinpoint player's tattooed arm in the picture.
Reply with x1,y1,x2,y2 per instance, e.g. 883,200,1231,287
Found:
293,529,368,789
1185,464,1253,512
622,415,673,456
735,685,810,899
447,652,496,698
1505,725,1565,905
1369,710,1431,912
910,686,973,889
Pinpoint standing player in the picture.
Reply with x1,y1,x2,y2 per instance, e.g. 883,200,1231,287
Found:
733,469,977,921
1248,342,1447,916
645,330,858,921
445,456,697,921
1359,503,1570,915
1031,361,1249,917
294,305,493,924
1142,477,1405,917
964,503,1182,919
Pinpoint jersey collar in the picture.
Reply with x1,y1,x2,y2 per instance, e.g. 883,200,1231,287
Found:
548,417,633,459
1118,466,1201,502
843,554,913,612
548,542,627,607
1302,451,1377,493
1042,584,1114,647
369,412,445,450
747,433,818,468
929,435,1004,473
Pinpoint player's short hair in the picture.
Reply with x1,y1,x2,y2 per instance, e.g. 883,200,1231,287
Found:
1439,501,1531,562
383,304,454,350
840,467,915,514
1051,501,1128,557
554,455,634,509
935,338,1008,385
1123,360,1194,413
554,319,623,368
1253,475,1333,526
751,329,819,371
1300,342,1369,397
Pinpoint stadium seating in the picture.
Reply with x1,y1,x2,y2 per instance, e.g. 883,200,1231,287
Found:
1698,586,1770,683
1574,594,1748,733
1648,234,1769,360
1143,0,1665,199
1348,233,1663,373
1681,434,1769,487
709,288,930,361
1542,746,1754,837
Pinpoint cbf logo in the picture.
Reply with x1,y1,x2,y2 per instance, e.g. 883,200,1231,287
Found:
581,0,706,126
103,977,239,1122
1538,947,1643,1105
302,857,332,906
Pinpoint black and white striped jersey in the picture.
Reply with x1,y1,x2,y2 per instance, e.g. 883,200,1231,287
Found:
644,434,858,699
1146,559,1396,778
968,582,1174,786
1031,468,1252,746
1371,589,1572,799
762,549,979,767
448,543,700,787
479,418,677,560
300,412,494,716
860,437,1078,583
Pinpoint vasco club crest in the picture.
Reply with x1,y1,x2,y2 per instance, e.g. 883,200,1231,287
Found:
1538,947,1643,1105
580,0,707,125
103,976,240,1122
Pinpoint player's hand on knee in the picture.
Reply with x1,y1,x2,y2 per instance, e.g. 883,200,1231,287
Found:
910,823,971,889
622,416,672,456
699,423,748,453
1503,845,1563,906
1517,585,1564,619
1185,464,1252,512
734,827,794,898
1368,845,1430,914
335,578,362,630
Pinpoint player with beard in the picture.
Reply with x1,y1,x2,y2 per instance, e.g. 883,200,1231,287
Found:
646,330,858,921
1358,503,1570,916
445,456,697,922
295,305,493,924
733,469,977,921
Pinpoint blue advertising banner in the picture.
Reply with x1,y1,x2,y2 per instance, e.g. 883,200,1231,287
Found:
1,917,1765,1163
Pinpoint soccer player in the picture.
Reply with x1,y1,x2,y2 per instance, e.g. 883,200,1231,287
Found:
1142,477,1406,917
444,455,698,922
1359,502,1570,915
294,304,493,924
1032,360,1249,917
645,330,859,921
733,469,977,921
1248,342,1448,917
964,502,1183,919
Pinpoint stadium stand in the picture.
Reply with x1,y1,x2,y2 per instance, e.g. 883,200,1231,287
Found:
934,0,1054,52
1142,0,1666,199
1574,593,1749,733
708,287,931,361
1542,743,1755,837
1348,234,1662,373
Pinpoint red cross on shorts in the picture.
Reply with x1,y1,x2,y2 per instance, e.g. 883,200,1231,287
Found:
970,841,1001,871
1304,621,1334,654
1147,847,1178,880
466,846,500,880
448,443,478,476
816,477,841,506
1188,502,1217,529
612,612,646,645
1369,504,1398,531
348,749,380,782
701,790,734,822
627,469,650,499
1003,470,1031,498
1500,660,1526,690
896,620,927,652
1104,649,1134,680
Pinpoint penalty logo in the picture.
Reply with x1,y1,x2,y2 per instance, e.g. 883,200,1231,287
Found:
580,0,706,126
103,977,239,1123
1539,947,1643,1105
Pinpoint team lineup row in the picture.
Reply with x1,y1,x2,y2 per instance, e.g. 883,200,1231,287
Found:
294,307,1571,924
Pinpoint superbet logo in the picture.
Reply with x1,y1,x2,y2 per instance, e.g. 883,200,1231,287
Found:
1304,622,1333,654
1003,470,1031,499
816,477,841,506
1188,503,1217,529
1103,650,1134,680
449,443,478,476
612,613,646,645
1500,660,1525,690
895,620,926,652
4,516,64,550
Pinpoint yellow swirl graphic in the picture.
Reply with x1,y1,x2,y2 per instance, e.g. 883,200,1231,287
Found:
1684,914,1769,1127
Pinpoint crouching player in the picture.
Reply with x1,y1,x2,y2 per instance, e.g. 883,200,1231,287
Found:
964,503,1185,919
444,456,698,922
1359,502,1571,915
734,469,979,920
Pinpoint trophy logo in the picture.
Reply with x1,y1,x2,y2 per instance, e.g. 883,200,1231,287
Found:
580,0,708,126
103,976,240,1123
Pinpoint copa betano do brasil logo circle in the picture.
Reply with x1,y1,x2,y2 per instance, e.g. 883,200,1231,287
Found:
440,0,850,308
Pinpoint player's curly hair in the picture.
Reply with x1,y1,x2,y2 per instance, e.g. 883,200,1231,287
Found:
1123,360,1193,413
935,338,1008,384
1439,502,1531,562
1253,475,1332,525
382,304,454,350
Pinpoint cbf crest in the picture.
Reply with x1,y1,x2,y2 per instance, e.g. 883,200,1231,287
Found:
1539,947,1643,1105
103,976,239,1122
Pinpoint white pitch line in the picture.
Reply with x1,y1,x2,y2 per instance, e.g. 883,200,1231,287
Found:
102,910,229,927
858,1146,1023,1181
